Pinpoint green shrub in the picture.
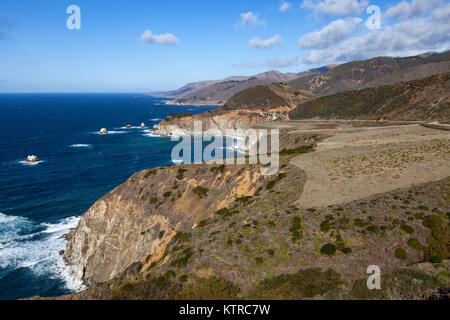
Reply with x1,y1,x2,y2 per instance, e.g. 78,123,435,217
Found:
394,248,407,260
267,249,275,257
174,276,240,300
179,275,188,282
279,145,315,156
158,231,165,239
163,191,172,198
192,186,208,198
290,217,302,242
407,238,423,251
342,247,352,254
150,196,158,204
422,214,443,230
255,257,264,265
144,169,156,179
215,207,237,218
401,224,415,234
170,248,194,268
248,268,343,299
210,165,226,174
235,196,253,207
424,225,449,262
350,269,442,299
266,172,288,190
198,219,210,228
176,168,187,180
320,220,330,232
320,243,337,256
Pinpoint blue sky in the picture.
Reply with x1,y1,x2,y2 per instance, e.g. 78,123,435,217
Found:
0,0,449,92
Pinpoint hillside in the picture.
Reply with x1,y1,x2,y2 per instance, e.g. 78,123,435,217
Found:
155,67,331,105
288,51,450,96
289,72,450,122
156,84,315,137
44,124,450,300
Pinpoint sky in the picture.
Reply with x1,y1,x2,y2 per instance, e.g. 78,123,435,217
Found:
0,0,449,92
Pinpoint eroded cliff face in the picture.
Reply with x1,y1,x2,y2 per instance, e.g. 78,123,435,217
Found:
64,163,269,285
157,110,272,138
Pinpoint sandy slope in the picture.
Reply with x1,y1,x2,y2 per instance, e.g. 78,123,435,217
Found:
286,124,450,207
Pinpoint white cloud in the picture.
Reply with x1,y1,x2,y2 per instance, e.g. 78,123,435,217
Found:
279,2,291,12
302,9,450,64
432,2,450,22
385,0,443,20
248,35,282,49
301,0,368,17
298,18,362,49
235,12,265,28
139,30,179,45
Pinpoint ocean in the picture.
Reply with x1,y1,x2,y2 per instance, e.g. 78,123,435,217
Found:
0,93,219,300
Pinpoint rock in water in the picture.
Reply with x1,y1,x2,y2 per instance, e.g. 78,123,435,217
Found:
126,125,133,128
99,128,108,134
140,123,146,128
26,155,38,163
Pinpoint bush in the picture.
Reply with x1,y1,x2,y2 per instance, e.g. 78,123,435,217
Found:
407,238,423,251
176,168,187,180
267,249,275,257
279,145,315,156
266,172,288,190
235,196,253,207
193,186,208,198
422,215,443,230
342,247,352,254
350,269,442,299
163,191,172,198
320,243,337,256
248,268,343,299
150,196,158,204
401,224,415,234
290,217,302,242
395,248,407,260
320,220,330,232
144,169,156,179
158,231,165,239
255,257,264,265
424,225,449,262
174,276,240,300
198,219,210,228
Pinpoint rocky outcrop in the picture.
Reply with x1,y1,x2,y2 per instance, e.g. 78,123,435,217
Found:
157,84,315,139
64,163,269,285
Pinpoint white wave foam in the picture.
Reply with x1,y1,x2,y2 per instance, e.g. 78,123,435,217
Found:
149,118,162,121
143,132,162,137
0,213,84,292
70,144,91,148
91,130,127,135
171,159,183,164
18,160,44,166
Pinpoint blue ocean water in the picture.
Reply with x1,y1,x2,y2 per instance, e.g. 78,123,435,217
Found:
0,93,218,300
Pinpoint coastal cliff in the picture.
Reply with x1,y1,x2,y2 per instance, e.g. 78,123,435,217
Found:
64,163,270,285
156,84,315,138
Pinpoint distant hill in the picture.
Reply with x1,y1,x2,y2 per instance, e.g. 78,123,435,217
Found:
289,72,450,122
288,51,450,96
152,66,331,104
221,83,315,113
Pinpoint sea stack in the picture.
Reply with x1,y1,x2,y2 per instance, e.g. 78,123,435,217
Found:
140,123,146,128
99,128,108,134
26,155,39,163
